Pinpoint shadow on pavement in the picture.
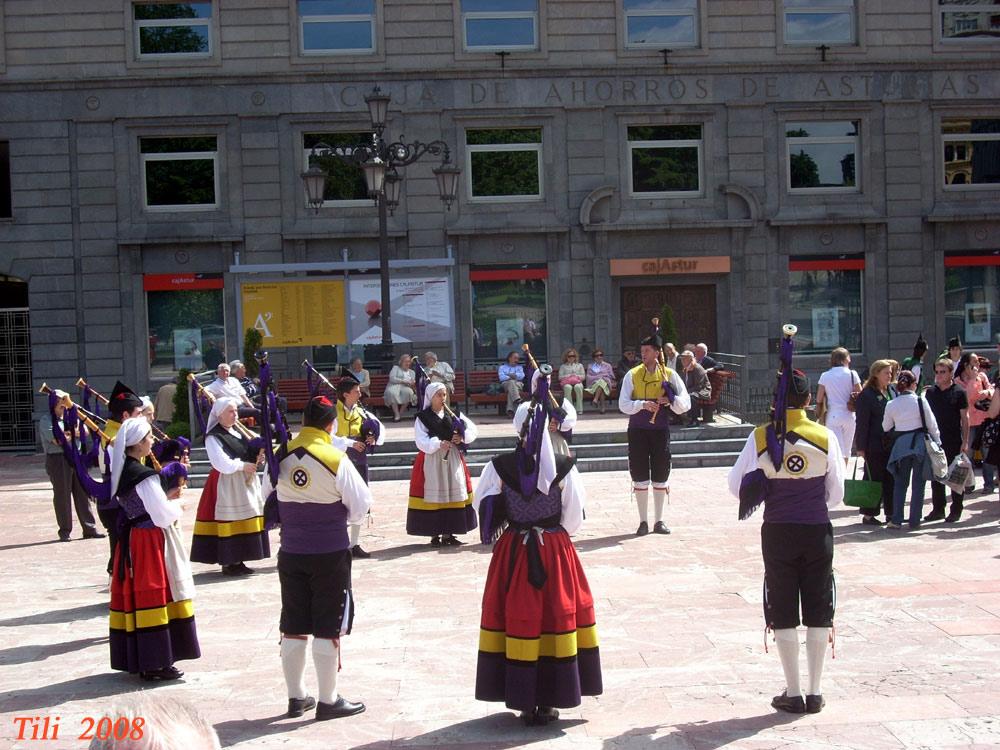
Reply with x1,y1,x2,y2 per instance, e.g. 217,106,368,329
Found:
346,713,586,750
0,601,107,628
573,533,637,553
0,538,65,553
0,672,150,713
601,712,799,749
0,636,107,666
214,712,315,747
192,564,277,586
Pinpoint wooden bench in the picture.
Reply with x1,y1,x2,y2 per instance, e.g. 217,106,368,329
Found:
467,369,512,414
694,369,735,422
277,373,391,413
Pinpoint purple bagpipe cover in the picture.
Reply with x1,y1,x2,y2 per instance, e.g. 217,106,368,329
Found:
191,378,209,437
50,391,111,504
411,359,429,412
258,357,287,529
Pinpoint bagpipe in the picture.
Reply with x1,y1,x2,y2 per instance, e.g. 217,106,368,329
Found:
302,359,381,456
410,354,430,412
255,352,289,528
522,343,568,423
738,323,797,521
647,317,677,425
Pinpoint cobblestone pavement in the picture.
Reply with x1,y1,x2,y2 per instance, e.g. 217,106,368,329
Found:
2,451,1000,749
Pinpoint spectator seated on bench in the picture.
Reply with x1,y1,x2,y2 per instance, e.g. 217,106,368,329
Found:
467,370,510,415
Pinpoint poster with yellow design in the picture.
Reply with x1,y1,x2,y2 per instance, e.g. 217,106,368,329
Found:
241,280,347,347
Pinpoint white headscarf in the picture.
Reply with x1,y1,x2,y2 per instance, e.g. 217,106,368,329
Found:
111,417,152,496
140,395,154,412
206,396,241,435
424,382,447,411
512,401,558,495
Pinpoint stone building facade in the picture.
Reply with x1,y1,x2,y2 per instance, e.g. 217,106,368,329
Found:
1,1,998,447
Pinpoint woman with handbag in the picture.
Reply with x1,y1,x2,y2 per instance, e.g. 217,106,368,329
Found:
882,371,941,529
559,348,586,414
854,360,895,526
956,352,996,493
584,349,616,414
815,348,862,465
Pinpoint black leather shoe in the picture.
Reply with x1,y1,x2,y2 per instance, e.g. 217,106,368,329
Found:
945,512,962,523
922,511,945,522
636,521,649,536
287,696,316,718
443,535,464,546
237,562,255,574
771,691,805,714
83,530,107,539
653,521,671,535
316,697,365,720
861,515,884,526
534,707,559,725
351,545,371,559
140,666,183,682
805,694,825,714
58,534,71,542
430,535,441,547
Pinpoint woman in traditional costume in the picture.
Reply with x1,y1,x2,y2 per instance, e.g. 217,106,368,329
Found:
473,386,602,725
109,417,199,681
406,382,478,546
189,397,269,576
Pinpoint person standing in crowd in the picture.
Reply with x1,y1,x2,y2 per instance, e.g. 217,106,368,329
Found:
955,352,996,493
473,394,602,725
40,390,102,542
423,352,456,396
559,348,586,414
883,371,940,530
109,417,199,682
584,348,616,414
854,360,896,526
99,382,145,575
616,347,638,382
347,357,371,398
901,335,928,389
728,369,843,715
153,381,176,432
815,348,861,465
618,333,691,536
384,354,417,422
406,382,478,546
190,397,269,575
263,396,371,721
663,343,679,372
679,350,712,427
924,358,969,523
330,378,384,559
498,350,525,417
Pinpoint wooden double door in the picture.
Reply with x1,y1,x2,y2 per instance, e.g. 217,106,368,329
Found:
620,284,717,351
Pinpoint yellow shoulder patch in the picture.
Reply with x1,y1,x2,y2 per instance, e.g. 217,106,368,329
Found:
753,425,769,455
789,419,830,452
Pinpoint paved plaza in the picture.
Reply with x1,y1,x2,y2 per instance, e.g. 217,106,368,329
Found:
2,442,1000,749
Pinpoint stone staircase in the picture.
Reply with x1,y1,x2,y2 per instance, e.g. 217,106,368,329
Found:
182,422,753,488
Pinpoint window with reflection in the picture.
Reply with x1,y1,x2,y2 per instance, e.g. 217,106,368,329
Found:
298,0,376,54
303,132,371,205
788,256,864,354
944,254,1000,346
627,125,702,195
140,136,218,210
783,0,855,45
942,118,1000,189
939,0,1000,42
461,0,538,51
133,2,212,58
786,120,859,192
624,0,698,48
466,128,543,200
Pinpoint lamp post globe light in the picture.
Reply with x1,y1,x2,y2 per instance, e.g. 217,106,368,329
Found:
300,86,460,360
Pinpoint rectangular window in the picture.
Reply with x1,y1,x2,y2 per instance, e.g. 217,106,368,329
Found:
299,0,376,54
786,120,859,192
0,142,10,219
944,254,1000,346
471,266,548,363
627,125,702,196
942,119,1000,189
624,0,698,49
461,0,538,51
140,136,219,211
144,274,226,379
303,132,371,205
939,0,1000,42
788,256,863,353
134,2,212,58
783,0,855,45
466,128,543,201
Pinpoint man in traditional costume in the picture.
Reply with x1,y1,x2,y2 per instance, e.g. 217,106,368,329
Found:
263,396,371,721
473,382,602,725
618,334,691,536
525,369,576,457
330,378,385,559
190,397,269,576
728,350,843,715
406,382,478,546
109,417,199,681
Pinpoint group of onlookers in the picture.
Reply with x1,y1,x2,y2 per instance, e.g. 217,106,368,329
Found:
820,336,999,530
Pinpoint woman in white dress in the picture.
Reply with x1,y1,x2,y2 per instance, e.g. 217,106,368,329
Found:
384,354,417,422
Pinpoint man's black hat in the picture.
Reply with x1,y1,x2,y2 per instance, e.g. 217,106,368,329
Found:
108,381,142,419
304,395,337,430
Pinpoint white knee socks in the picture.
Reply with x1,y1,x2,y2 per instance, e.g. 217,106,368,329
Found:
634,487,649,524
349,523,360,547
280,637,308,700
773,628,802,698
653,488,667,523
806,627,829,696
312,638,340,705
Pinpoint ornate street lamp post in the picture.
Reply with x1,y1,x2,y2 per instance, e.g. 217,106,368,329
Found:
301,86,460,357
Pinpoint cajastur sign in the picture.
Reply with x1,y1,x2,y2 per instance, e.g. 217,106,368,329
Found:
610,257,731,276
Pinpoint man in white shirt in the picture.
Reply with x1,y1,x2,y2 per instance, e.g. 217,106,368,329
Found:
815,348,861,465
423,352,456,395
205,363,261,423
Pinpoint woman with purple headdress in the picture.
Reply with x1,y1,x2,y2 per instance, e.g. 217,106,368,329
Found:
473,389,601,725
406,382,478,546
189,397,269,576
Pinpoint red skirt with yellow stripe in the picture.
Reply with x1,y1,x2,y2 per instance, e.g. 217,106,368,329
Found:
406,451,477,536
475,527,602,711
109,527,200,674
189,469,270,565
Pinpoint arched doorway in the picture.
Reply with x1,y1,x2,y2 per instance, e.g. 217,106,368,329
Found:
0,275,34,450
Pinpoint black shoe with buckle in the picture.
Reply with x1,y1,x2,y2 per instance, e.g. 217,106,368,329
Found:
443,535,463,546
805,694,825,714
652,521,671,535
316,697,366,721
287,696,316,718
771,691,805,714
140,666,184,682
636,521,649,536
351,545,371,559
